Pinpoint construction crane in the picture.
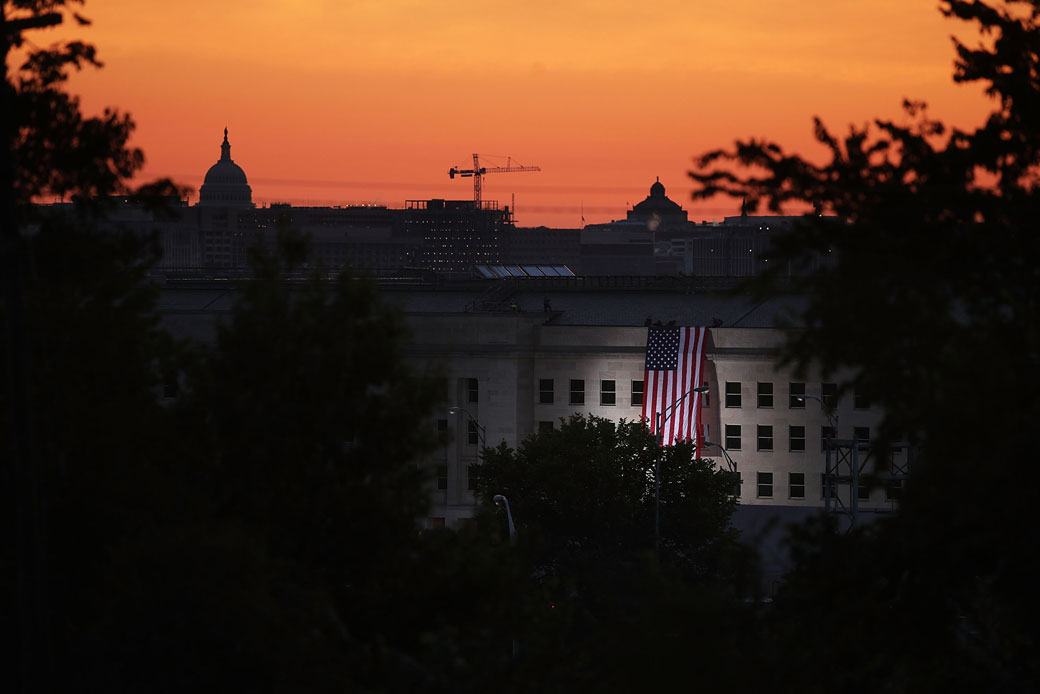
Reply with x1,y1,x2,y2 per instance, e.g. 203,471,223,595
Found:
448,153,540,204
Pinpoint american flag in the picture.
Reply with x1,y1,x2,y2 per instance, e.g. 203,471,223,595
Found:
642,326,709,451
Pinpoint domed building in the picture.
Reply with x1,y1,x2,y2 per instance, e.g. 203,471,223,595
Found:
198,128,253,208
626,178,688,229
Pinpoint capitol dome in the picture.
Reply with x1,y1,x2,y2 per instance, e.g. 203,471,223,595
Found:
198,128,253,207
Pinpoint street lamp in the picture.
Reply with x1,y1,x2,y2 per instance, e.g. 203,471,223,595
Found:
793,394,838,431
492,494,516,543
448,406,486,447
493,494,519,658
654,385,710,546
703,440,739,498
702,440,737,473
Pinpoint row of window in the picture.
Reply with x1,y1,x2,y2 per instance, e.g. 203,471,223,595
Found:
725,382,871,409
433,463,903,502
749,472,903,501
724,424,871,451
539,378,647,407
467,377,871,411
445,418,870,453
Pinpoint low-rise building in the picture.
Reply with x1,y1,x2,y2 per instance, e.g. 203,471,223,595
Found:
158,279,899,529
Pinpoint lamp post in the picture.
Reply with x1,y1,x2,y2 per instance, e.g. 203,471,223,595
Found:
794,394,838,431
448,406,486,447
703,439,740,498
493,494,516,543
795,394,842,511
702,440,738,473
492,494,519,657
654,385,710,546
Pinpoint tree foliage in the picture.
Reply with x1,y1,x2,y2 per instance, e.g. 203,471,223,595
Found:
470,415,756,692
474,415,737,577
5,0,185,216
689,1,1040,689
1,5,497,691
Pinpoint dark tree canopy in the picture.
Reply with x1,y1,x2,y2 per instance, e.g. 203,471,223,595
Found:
469,416,757,693
1,5,485,691
4,0,185,216
689,1,1040,689
473,414,739,585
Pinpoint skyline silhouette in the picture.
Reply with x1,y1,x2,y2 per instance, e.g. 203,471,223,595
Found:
50,1,992,227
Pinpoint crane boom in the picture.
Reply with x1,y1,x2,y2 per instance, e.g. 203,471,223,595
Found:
448,153,540,203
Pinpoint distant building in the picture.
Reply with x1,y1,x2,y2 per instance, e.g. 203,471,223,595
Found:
157,280,900,530
50,134,834,280
499,226,581,271
626,177,690,231
198,128,253,208
401,199,511,277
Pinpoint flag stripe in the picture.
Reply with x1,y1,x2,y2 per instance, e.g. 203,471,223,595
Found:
642,326,709,456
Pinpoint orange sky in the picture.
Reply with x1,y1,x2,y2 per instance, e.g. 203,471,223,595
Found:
40,0,993,227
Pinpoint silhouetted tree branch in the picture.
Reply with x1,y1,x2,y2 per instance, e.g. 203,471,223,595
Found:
689,2,1040,689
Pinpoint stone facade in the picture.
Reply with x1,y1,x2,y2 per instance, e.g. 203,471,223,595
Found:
157,283,896,529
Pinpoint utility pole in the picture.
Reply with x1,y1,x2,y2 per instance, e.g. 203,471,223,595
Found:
2,7,62,692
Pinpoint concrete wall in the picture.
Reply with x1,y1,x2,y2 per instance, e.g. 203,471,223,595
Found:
405,315,893,526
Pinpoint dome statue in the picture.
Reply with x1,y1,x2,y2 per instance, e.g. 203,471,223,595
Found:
198,128,253,207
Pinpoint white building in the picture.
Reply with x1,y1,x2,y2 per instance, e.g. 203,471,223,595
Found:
390,286,897,527
158,280,900,530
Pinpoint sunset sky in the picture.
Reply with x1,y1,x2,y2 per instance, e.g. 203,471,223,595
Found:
46,0,993,227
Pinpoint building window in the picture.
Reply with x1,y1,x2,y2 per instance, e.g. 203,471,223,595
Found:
725,424,741,451
436,464,448,490
858,481,871,500
631,380,644,406
539,378,554,404
821,426,836,451
437,418,449,445
701,380,710,407
467,465,477,491
757,382,773,408
725,381,741,408
757,472,773,498
600,380,616,406
538,420,554,433
789,382,805,408
854,389,871,409
854,426,870,447
789,472,805,499
466,377,479,403
885,479,904,501
429,517,446,529
757,425,773,451
569,379,585,405
821,382,837,409
468,420,479,445
789,425,805,451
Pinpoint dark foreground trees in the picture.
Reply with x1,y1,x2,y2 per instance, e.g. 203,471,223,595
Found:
474,414,739,582
10,0,1040,690
1,5,491,691
470,415,758,692
690,0,1040,689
